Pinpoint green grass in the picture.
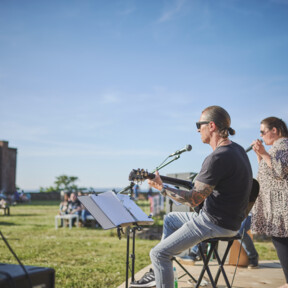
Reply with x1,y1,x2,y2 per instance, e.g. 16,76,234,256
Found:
254,241,278,260
0,201,158,288
0,200,278,287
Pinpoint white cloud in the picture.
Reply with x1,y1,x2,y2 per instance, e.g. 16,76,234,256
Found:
158,0,187,23
100,91,122,104
118,7,136,16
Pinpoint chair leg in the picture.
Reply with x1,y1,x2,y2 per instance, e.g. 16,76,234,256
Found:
213,240,234,288
196,242,218,288
172,257,198,284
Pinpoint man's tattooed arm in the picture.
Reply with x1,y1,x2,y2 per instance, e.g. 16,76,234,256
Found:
163,180,215,207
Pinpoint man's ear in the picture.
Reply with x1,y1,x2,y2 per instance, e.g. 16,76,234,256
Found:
209,121,216,131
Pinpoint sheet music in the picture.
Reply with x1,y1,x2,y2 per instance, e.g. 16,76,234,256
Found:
79,195,115,229
117,194,153,222
90,192,135,226
79,191,154,229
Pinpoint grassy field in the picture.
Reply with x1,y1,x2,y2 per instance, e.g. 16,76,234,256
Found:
0,200,278,288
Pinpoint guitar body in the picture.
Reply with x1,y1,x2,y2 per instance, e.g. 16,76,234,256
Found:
245,178,259,218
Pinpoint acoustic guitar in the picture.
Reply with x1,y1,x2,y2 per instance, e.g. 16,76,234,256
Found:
129,168,259,217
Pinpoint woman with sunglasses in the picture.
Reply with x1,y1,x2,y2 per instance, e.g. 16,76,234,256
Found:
251,117,288,288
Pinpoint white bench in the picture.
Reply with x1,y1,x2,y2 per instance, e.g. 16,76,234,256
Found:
0,206,10,216
55,214,79,229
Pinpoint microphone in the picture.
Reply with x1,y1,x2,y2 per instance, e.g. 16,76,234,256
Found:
245,140,263,153
169,144,192,157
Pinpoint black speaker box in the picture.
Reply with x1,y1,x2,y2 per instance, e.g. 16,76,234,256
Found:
0,263,55,288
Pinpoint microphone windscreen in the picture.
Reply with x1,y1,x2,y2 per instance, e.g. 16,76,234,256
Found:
186,144,192,151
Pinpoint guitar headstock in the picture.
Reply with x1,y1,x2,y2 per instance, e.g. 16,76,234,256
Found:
129,168,150,183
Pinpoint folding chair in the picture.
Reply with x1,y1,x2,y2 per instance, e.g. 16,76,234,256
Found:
196,234,241,288
174,178,259,287
172,256,199,284
173,234,241,287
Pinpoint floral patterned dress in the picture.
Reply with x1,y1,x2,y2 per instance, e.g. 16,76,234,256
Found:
251,137,288,237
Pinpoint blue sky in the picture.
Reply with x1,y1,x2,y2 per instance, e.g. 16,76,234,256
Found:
0,0,287,191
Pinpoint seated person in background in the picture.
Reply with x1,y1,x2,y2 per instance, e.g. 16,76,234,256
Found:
77,191,92,227
81,206,92,227
0,198,9,215
58,192,70,227
59,193,70,215
20,190,29,202
0,198,8,208
67,192,81,226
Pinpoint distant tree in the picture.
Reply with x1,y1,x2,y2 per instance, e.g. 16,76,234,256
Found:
54,175,79,193
39,186,56,193
39,175,79,193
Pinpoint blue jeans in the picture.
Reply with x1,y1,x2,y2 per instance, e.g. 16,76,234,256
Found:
150,210,237,288
238,215,258,260
190,214,258,261
81,209,91,222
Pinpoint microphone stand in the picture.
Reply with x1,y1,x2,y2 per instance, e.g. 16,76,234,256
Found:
117,153,182,288
118,155,181,195
151,155,180,174
118,181,135,195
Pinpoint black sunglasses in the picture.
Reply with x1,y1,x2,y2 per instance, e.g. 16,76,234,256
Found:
260,130,270,135
196,121,210,129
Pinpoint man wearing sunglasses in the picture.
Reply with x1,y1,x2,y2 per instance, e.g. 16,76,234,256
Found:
140,105,253,288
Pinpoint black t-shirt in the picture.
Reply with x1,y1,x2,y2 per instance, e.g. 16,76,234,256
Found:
196,142,252,231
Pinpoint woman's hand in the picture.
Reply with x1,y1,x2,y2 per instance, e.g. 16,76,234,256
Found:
253,139,266,154
252,139,272,167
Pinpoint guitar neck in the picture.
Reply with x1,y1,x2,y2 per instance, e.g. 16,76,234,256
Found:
147,173,194,190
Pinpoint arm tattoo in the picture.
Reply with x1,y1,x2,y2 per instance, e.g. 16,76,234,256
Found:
164,180,214,207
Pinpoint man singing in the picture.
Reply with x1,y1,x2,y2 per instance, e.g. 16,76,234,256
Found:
131,105,253,288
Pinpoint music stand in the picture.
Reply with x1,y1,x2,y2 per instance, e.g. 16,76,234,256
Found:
78,191,154,288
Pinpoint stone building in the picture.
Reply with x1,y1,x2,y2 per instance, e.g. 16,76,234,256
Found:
0,141,17,195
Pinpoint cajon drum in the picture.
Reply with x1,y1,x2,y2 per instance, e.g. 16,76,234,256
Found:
228,230,253,266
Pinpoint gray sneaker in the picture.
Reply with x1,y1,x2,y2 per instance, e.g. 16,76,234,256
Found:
129,268,156,287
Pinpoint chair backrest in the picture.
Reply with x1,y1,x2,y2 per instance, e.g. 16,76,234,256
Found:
244,178,259,218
